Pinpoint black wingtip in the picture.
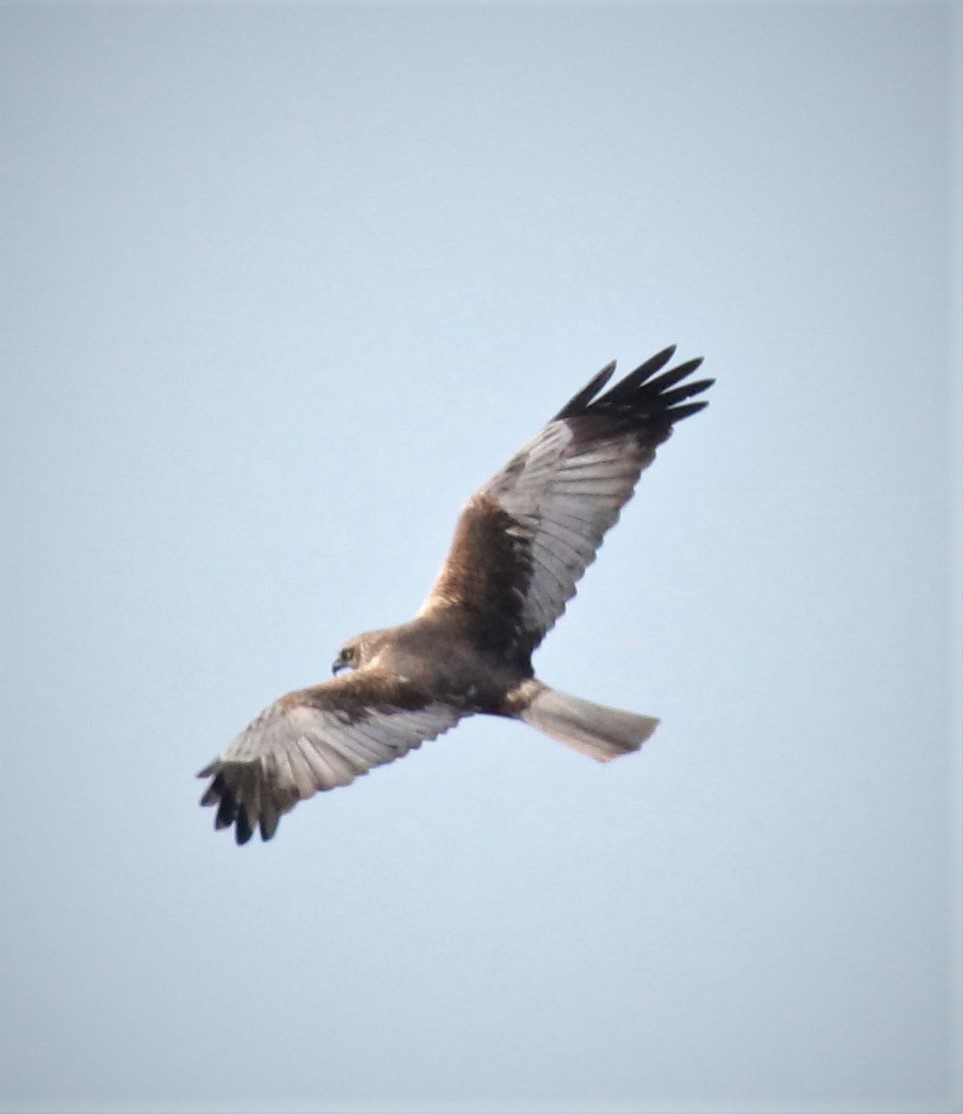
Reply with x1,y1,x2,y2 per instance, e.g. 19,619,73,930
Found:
650,343,677,365
557,347,711,427
553,360,618,420
666,399,710,423
214,792,237,830
629,345,678,384
198,762,277,845
235,807,254,845
658,376,714,409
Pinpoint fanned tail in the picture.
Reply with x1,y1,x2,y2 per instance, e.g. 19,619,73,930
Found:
516,682,659,762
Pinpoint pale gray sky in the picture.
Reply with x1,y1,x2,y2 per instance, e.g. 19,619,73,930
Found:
1,4,960,1113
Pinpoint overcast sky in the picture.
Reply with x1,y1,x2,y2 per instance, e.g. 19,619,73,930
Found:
1,4,961,1113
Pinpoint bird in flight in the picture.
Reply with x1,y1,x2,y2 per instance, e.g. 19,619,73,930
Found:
198,346,712,843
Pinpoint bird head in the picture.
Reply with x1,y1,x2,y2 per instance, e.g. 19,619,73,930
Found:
332,637,362,675
332,630,388,675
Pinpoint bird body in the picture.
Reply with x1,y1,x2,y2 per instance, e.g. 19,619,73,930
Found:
198,346,713,843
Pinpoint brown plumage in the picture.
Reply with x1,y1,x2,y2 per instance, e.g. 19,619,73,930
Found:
198,346,713,843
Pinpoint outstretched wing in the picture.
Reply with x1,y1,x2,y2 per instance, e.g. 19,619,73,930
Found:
198,671,464,844
418,346,712,661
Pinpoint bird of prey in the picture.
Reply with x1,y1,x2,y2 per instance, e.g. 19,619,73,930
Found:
198,346,712,843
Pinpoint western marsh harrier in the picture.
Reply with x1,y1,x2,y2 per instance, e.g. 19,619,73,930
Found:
198,346,712,843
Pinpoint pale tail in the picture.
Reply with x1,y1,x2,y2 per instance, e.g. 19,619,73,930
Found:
519,685,659,762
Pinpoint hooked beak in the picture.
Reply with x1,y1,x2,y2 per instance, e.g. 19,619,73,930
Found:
332,657,350,677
